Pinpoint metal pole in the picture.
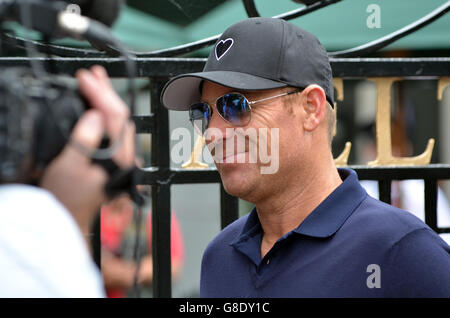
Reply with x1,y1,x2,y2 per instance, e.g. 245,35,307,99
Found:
150,77,172,298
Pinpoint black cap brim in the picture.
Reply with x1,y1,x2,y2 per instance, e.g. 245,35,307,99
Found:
161,71,288,110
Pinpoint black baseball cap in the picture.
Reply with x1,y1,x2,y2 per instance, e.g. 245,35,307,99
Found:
161,17,334,110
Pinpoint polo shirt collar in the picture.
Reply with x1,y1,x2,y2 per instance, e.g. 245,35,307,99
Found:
232,168,367,243
293,168,367,237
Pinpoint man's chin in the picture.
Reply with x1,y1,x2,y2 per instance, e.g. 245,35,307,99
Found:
217,162,256,199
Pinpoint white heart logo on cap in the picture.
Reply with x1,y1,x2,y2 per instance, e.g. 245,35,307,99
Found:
215,38,234,61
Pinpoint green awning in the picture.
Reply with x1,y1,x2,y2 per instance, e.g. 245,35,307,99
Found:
4,0,450,54
182,0,450,53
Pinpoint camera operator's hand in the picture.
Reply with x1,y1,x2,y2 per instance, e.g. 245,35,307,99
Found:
40,66,135,235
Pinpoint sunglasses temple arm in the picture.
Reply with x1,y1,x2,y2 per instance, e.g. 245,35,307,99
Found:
248,89,301,105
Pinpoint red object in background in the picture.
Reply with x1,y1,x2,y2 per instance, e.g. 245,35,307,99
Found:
101,202,133,253
146,213,185,267
100,202,185,298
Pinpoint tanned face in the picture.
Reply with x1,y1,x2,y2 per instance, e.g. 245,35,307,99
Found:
201,81,310,204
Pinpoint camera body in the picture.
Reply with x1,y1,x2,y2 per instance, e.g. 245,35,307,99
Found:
0,67,86,184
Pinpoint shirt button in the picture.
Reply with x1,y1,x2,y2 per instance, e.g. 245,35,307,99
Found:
266,259,270,265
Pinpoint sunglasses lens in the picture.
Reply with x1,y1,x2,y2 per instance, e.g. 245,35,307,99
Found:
189,103,211,135
216,93,251,126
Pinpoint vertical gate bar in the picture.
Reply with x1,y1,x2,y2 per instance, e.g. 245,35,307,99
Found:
220,184,239,229
424,179,438,233
91,211,101,269
150,77,172,298
151,183,171,297
378,179,392,204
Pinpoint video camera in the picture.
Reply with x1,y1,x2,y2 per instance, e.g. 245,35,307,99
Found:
0,66,85,183
0,0,141,204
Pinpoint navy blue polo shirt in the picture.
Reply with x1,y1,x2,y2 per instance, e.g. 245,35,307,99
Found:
200,168,450,297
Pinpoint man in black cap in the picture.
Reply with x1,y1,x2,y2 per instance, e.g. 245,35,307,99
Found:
161,18,450,297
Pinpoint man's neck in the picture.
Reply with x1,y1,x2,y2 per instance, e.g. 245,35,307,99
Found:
255,160,342,259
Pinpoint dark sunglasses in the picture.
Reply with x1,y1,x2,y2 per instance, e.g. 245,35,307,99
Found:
189,89,302,135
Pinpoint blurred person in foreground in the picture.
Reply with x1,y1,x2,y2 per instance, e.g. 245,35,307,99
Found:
0,66,135,297
161,18,450,297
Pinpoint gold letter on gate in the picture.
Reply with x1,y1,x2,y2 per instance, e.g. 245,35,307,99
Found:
182,135,208,169
437,77,450,101
367,77,434,166
333,78,352,166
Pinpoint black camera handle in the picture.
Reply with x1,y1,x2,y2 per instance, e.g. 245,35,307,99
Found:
92,158,144,207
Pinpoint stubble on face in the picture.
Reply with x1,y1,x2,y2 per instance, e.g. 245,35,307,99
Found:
202,82,301,203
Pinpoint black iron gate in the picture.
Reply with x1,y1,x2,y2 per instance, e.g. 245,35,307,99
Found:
1,0,449,298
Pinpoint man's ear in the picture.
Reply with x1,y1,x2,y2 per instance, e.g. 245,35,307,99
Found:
301,85,327,132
